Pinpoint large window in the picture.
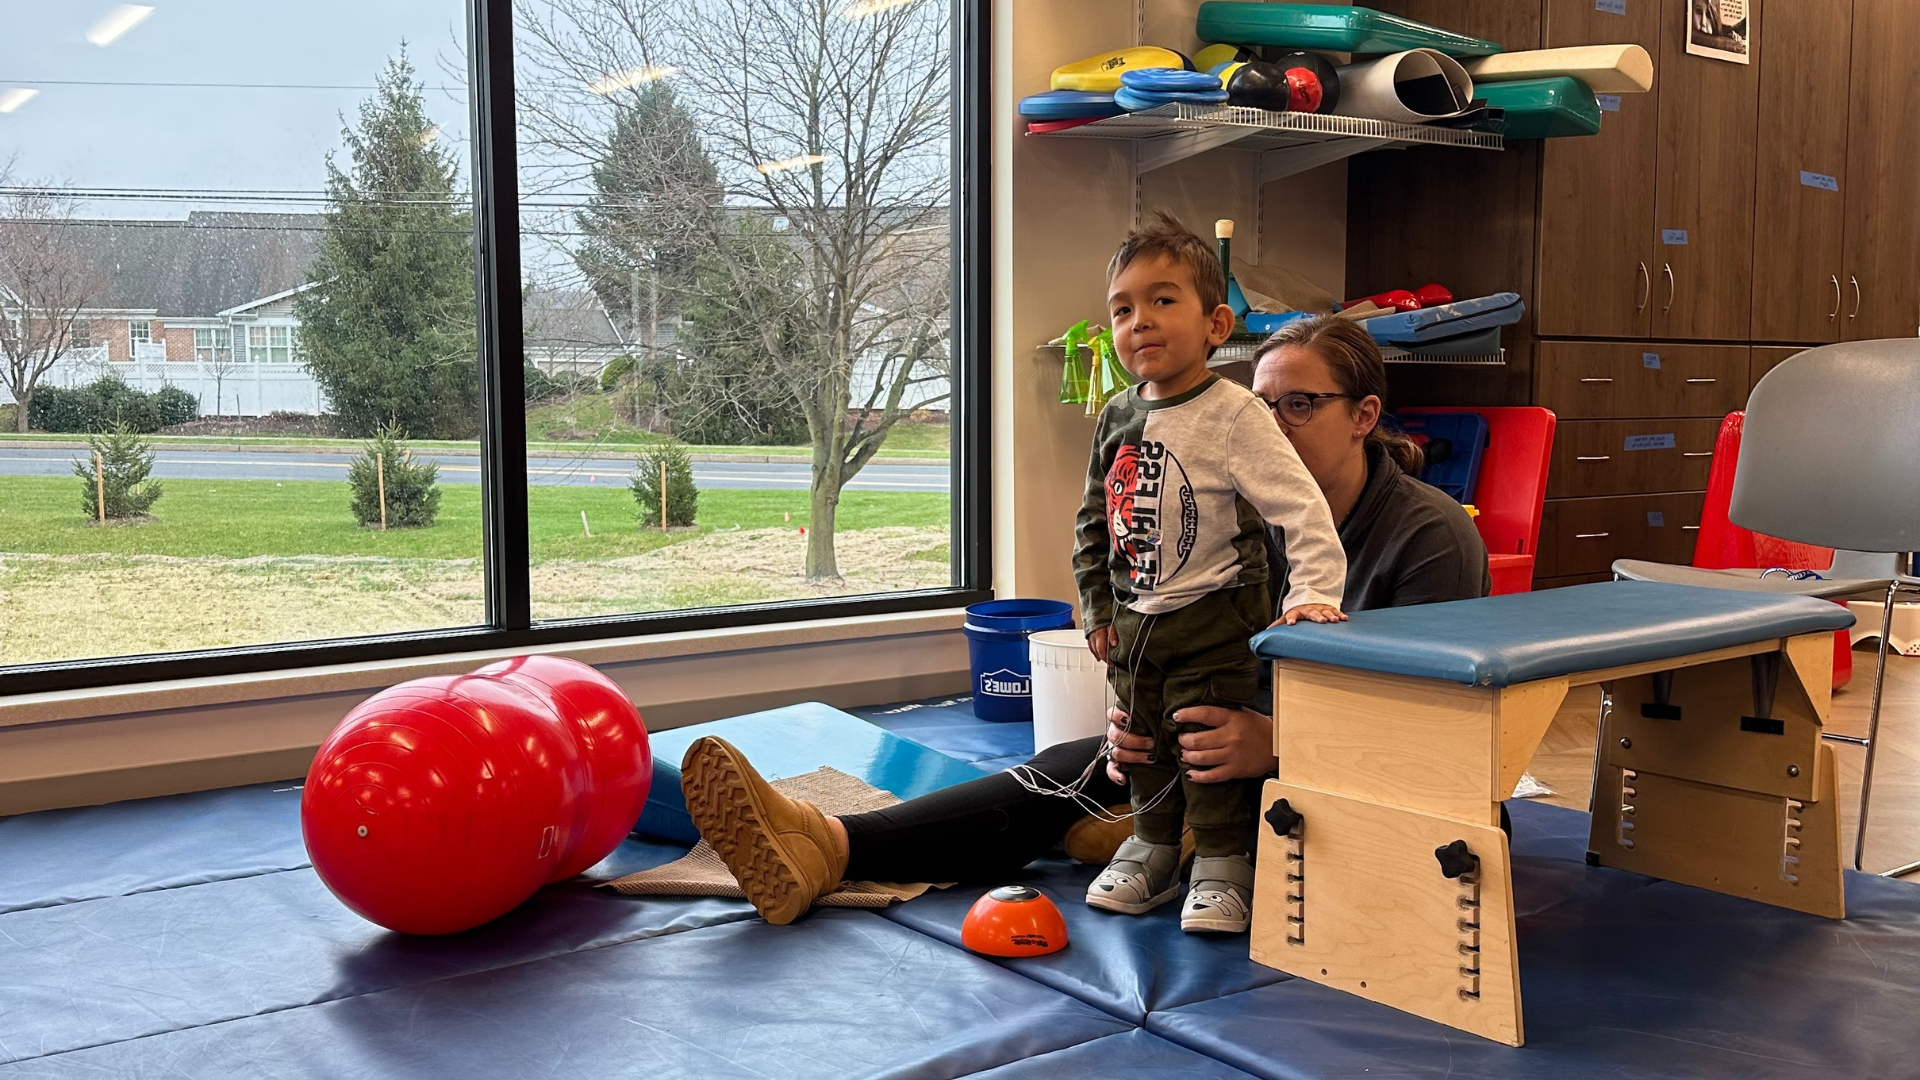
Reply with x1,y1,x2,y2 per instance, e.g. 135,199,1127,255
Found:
0,0,984,694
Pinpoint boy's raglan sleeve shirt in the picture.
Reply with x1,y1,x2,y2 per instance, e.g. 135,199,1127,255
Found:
1227,398,1347,612
1073,404,1120,634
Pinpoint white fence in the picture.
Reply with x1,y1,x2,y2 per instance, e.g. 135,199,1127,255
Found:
0,347,329,417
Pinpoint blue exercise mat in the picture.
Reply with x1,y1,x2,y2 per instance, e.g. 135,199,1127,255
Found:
636,701,992,843
965,1029,1266,1080
852,692,1037,768
1,911,1133,1080
1115,86,1231,112
1251,581,1856,687
881,856,1290,1022
0,780,308,915
1019,90,1124,121
1120,68,1226,93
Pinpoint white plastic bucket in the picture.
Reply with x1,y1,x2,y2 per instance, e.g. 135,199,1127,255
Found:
1027,629,1111,753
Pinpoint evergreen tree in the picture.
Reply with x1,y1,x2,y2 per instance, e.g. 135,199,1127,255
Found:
631,440,698,528
296,52,478,440
75,421,161,521
348,421,441,528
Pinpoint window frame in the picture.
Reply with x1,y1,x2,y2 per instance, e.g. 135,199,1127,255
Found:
194,326,232,362
1,0,992,697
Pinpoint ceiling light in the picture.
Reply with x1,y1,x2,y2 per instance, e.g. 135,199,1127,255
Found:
756,154,827,174
86,5,154,47
841,0,918,16
587,65,679,95
0,88,39,114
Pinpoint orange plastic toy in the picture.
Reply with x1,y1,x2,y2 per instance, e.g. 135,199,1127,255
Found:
961,886,1070,957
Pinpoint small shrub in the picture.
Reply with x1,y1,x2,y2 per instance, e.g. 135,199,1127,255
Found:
599,355,637,393
524,362,560,404
74,421,162,521
154,384,200,427
348,422,441,528
631,440,698,527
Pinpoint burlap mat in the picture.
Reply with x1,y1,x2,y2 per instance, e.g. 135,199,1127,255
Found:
601,766,941,908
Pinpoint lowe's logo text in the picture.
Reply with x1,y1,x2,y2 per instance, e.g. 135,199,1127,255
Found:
980,669,1031,697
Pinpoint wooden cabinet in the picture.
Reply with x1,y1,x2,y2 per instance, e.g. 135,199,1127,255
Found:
1651,0,1763,341
1547,418,1721,498
1842,0,1920,340
1750,345,1804,390
1537,492,1705,577
1751,0,1852,344
1536,341,1747,419
1536,0,1660,338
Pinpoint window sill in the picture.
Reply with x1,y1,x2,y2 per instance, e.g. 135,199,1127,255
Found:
0,607,968,731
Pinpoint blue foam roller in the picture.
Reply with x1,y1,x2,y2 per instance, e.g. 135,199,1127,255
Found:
1114,86,1230,112
1019,90,1124,121
634,701,988,843
1119,68,1226,93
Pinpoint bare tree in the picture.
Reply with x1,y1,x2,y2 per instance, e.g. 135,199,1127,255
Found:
518,0,953,580
207,344,243,418
0,171,105,433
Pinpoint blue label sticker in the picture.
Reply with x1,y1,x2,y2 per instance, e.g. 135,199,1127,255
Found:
1625,433,1677,451
1647,511,1666,527
1596,94,1622,112
1662,229,1689,245
1642,352,1661,369
1799,170,1839,192
1596,0,1627,13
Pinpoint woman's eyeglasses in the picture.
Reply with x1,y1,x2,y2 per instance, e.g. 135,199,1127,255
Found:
1264,391,1355,428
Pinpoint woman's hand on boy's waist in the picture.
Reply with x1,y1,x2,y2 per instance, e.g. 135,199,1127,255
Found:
1105,705,1278,784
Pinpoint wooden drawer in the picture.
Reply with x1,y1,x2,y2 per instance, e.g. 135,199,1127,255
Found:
1546,418,1722,498
1536,342,1748,419
1537,493,1706,578
1751,346,1805,391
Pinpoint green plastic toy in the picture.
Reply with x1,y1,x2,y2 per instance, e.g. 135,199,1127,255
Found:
1057,321,1092,405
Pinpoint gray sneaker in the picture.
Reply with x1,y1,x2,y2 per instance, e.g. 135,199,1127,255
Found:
1181,854,1254,934
1085,836,1183,915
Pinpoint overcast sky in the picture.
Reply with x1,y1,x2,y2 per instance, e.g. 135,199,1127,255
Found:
0,0,474,216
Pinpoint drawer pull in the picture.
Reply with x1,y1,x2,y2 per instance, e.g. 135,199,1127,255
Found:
1579,377,1614,384
1681,451,1713,457
1684,378,1716,384
1681,526,1701,531
1576,455,1612,462
1575,532,1611,539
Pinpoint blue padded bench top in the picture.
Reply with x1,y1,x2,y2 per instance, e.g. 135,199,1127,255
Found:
1250,581,1855,687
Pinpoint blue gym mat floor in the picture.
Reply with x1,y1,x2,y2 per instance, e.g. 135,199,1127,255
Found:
4,693,1919,1079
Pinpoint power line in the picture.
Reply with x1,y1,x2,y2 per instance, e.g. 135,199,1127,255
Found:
0,78,469,92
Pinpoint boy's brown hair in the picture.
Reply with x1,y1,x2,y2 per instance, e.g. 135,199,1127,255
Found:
1105,209,1227,315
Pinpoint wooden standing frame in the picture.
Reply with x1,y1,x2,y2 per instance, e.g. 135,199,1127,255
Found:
1249,632,1844,1046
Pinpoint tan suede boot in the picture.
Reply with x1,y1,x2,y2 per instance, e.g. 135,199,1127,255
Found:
680,737,850,925
1063,810,1197,866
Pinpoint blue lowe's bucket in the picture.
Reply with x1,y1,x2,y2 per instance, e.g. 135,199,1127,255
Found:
963,599,1076,722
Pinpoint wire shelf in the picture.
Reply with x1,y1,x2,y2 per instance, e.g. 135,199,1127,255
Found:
1038,340,1506,367
1029,103,1502,177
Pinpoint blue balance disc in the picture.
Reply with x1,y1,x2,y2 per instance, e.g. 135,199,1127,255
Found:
1019,90,1125,121
1119,67,1226,93
1115,86,1230,112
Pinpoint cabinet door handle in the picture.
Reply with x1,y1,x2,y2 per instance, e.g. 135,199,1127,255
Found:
1575,532,1611,539
1685,378,1716,384
1579,377,1614,384
1850,275,1861,320
1662,263,1675,313
1576,455,1612,462
1681,525,1701,532
1636,262,1650,313
1830,275,1842,321
1681,451,1713,457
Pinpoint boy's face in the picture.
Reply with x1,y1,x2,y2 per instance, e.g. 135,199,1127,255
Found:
1106,253,1234,387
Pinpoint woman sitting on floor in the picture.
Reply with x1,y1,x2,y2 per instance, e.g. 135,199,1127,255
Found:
682,315,1493,924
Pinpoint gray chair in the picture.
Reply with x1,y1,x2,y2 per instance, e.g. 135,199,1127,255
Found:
1612,338,1920,874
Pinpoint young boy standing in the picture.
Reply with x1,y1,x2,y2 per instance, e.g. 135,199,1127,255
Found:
1073,212,1347,934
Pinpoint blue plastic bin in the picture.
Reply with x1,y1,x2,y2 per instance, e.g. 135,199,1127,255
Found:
963,599,1076,722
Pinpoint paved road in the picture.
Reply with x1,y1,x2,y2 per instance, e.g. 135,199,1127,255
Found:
0,447,951,493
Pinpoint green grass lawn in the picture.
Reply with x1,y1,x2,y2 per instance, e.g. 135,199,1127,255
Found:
0,425,952,460
0,475,948,561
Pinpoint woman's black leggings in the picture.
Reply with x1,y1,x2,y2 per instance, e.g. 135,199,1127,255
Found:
840,735,1123,883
